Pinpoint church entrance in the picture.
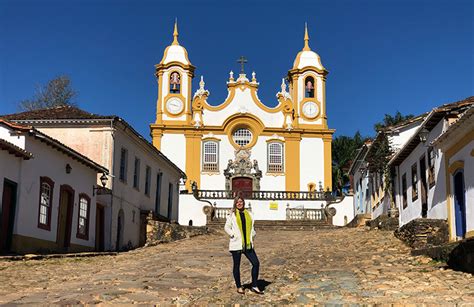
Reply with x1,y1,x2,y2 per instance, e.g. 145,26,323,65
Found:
232,177,253,198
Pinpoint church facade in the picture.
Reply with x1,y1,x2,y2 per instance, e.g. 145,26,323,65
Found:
150,22,336,225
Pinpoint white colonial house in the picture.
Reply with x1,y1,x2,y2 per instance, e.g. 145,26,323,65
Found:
432,104,474,241
3,107,185,251
352,116,424,221
0,119,108,254
348,141,372,217
389,97,473,232
149,22,353,226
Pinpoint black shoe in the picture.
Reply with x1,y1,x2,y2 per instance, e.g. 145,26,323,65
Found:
251,287,264,295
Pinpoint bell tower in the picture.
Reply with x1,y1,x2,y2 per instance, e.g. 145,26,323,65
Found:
154,20,195,127
287,24,328,128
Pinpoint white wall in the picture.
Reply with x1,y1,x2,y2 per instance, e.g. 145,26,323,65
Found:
397,120,447,226
447,139,474,238
300,138,325,190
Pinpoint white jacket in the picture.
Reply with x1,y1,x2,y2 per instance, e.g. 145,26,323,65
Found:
224,210,256,251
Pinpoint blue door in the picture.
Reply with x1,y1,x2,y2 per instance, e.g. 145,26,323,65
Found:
453,170,466,238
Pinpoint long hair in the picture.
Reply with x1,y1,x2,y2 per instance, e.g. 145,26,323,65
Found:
233,196,245,212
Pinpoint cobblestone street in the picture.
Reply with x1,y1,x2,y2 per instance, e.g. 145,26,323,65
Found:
1,228,473,305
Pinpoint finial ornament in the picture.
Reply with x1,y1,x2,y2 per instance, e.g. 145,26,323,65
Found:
199,75,205,90
303,22,311,51
251,71,256,82
229,70,234,81
172,18,179,45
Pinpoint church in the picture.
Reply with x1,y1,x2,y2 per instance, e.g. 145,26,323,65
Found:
150,22,339,226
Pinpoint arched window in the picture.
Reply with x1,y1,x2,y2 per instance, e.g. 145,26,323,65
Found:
77,194,91,240
38,176,54,230
304,76,315,98
169,71,181,94
268,142,284,173
232,128,252,147
203,140,219,172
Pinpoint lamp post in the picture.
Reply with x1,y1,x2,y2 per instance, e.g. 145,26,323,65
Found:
93,173,109,196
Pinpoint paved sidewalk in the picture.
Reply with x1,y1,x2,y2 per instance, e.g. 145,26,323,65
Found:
0,228,473,304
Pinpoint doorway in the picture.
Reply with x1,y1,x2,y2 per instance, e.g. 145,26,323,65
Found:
95,204,105,251
116,209,124,251
57,185,74,250
232,177,253,198
453,170,466,238
419,155,428,218
1,179,17,252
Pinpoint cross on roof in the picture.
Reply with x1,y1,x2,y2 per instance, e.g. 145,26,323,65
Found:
237,56,247,74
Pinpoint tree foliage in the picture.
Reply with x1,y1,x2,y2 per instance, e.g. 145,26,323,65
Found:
374,111,414,132
332,131,367,194
19,75,78,111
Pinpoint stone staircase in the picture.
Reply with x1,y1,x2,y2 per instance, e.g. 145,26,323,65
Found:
207,220,337,231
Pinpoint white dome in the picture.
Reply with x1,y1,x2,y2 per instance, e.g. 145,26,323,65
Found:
292,50,325,70
161,45,191,65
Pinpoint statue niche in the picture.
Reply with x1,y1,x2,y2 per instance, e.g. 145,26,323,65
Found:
223,148,262,197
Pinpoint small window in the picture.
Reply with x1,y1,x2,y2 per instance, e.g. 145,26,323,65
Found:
169,71,181,93
304,76,315,98
133,157,140,189
402,173,408,209
145,166,151,196
232,128,252,147
38,177,54,230
77,194,90,240
119,148,128,182
411,163,418,201
428,148,436,187
203,141,219,172
268,142,284,173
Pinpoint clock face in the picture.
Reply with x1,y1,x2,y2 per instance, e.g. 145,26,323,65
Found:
166,97,184,115
302,101,319,119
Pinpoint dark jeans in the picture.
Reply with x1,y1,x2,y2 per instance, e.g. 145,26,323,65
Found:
230,249,260,288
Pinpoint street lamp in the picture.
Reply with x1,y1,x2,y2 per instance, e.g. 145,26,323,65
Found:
93,173,109,196
419,127,429,144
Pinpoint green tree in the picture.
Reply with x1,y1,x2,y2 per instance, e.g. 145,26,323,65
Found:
332,131,367,194
374,111,414,132
19,75,78,111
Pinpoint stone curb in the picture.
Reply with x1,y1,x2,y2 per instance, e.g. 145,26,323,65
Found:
0,251,118,261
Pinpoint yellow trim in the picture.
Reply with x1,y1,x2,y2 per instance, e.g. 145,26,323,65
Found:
223,113,265,150
202,136,221,142
448,160,464,174
185,131,202,190
322,75,328,127
446,130,474,157
303,23,311,51
163,94,186,117
151,131,163,150
443,130,474,241
285,134,301,190
323,137,332,190
155,61,195,75
266,138,285,144
172,19,179,45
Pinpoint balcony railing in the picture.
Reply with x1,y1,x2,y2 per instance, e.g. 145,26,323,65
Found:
193,189,336,201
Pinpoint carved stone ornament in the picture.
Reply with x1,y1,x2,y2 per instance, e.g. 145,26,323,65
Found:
223,148,262,191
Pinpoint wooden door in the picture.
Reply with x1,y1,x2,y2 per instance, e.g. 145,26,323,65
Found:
57,186,74,249
419,155,428,218
95,204,105,251
1,180,17,252
232,177,253,198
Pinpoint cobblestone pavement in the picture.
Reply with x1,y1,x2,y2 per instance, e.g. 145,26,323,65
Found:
1,228,474,305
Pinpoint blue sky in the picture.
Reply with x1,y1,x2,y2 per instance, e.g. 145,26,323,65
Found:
1,0,472,139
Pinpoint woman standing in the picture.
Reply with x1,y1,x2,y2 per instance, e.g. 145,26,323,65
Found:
224,196,264,295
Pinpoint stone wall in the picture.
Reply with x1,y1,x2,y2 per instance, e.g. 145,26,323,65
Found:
366,215,399,231
394,218,448,249
146,219,210,246
346,214,371,228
